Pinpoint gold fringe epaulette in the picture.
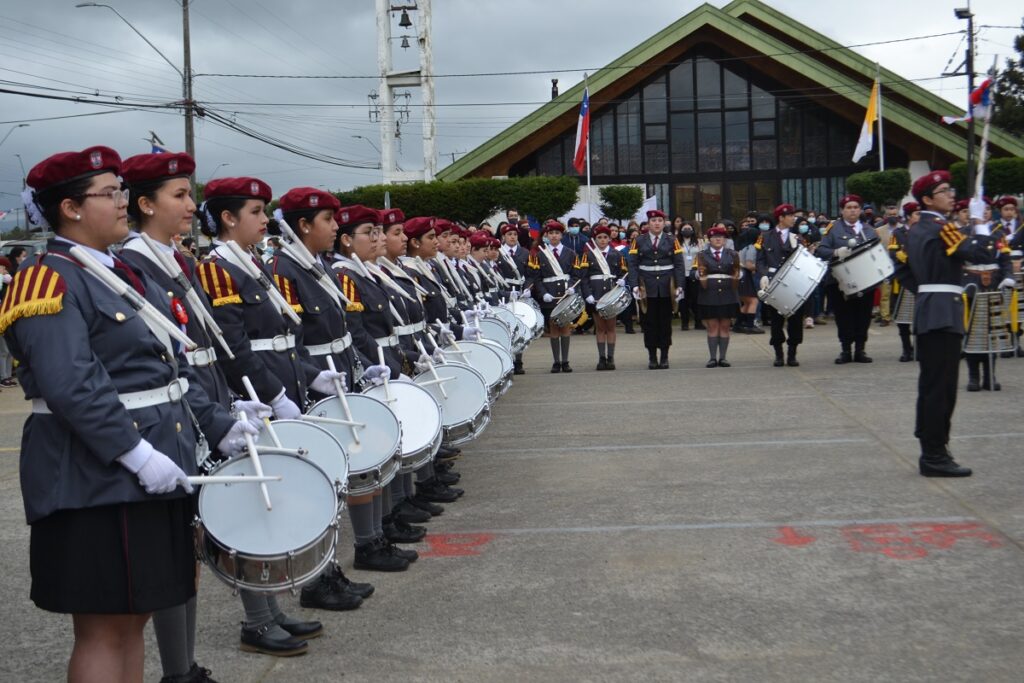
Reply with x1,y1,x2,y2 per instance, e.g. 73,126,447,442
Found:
940,222,966,256
273,273,303,314
0,264,66,334
197,260,242,306
340,274,364,312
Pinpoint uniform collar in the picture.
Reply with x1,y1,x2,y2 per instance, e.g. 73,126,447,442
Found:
55,235,114,267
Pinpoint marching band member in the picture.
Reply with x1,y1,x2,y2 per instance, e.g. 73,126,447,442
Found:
816,194,878,364
698,225,741,368
626,209,687,369
887,201,920,362
578,225,627,371
464,231,495,303
496,223,529,374
901,171,997,477
951,199,971,231
432,219,474,310
527,219,579,373
996,196,1020,244
756,204,809,367
4,146,243,679
677,222,703,330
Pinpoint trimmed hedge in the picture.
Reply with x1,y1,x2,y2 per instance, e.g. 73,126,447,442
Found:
845,169,911,207
950,157,1024,196
599,185,644,222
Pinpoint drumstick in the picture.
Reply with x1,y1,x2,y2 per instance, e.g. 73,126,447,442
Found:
238,411,273,510
376,347,392,402
416,338,448,399
241,375,283,448
186,475,281,485
326,355,361,445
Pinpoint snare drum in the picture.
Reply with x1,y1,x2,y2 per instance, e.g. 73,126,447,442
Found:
413,363,490,446
830,238,894,296
551,291,585,327
490,307,526,352
477,317,513,352
479,340,514,396
305,395,401,496
759,245,828,317
256,420,349,497
362,380,442,473
596,285,633,319
510,300,542,339
197,453,338,592
442,341,505,403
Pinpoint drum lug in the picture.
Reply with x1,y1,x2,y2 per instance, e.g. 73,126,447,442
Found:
229,549,239,596
287,552,298,596
261,561,271,585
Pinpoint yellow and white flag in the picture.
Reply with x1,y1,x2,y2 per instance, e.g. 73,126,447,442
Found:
852,79,879,163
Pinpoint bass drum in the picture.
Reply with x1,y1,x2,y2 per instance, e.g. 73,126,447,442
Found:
362,380,442,474
442,341,504,403
414,362,490,446
476,317,513,353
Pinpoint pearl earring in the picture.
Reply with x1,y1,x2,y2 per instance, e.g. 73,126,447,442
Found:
303,229,310,234
228,223,236,228
74,214,81,221
146,210,154,216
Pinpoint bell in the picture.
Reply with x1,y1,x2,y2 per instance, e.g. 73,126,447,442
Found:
401,35,410,49
398,9,412,27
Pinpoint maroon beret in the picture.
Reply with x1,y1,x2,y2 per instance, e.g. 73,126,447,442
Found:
403,216,436,240
334,204,379,228
0,256,11,270
205,176,272,202
902,201,920,215
707,226,727,237
378,208,405,226
995,196,1019,209
982,195,993,206
543,219,565,233
839,194,863,208
592,225,612,237
773,203,796,219
489,237,501,248
27,145,122,194
954,199,970,211
910,171,951,202
646,209,667,219
469,231,491,249
433,218,453,234
121,152,194,186
499,223,518,235
452,226,470,239
278,186,340,213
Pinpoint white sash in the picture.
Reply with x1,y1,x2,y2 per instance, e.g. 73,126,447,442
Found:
540,245,566,278
585,242,612,278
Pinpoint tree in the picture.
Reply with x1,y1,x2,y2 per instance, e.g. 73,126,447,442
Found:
598,185,644,223
950,157,1024,196
992,20,1024,138
845,169,911,207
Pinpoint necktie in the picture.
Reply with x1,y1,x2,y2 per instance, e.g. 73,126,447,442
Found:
554,247,560,259
653,235,660,251
172,249,193,280
112,258,146,295
714,250,720,262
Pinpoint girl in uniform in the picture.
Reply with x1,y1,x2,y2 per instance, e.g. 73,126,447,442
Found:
578,225,627,370
527,220,579,373
697,225,741,367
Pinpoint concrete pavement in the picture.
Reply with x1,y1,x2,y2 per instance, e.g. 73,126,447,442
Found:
1,319,1023,682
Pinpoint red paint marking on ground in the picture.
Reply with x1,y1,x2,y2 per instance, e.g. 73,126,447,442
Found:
841,522,1003,560
772,526,817,547
420,533,496,558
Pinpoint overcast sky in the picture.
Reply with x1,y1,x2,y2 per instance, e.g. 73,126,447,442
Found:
1,0,1020,229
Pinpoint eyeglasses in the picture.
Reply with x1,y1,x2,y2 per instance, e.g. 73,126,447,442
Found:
933,187,956,196
80,188,130,204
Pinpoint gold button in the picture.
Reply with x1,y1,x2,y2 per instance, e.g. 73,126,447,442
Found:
115,312,126,322
176,422,182,433
314,306,320,311
255,294,261,301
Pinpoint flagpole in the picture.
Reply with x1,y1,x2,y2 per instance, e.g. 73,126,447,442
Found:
584,73,592,224
973,58,999,201
876,64,885,171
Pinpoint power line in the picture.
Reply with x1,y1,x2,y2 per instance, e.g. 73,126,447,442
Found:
0,109,154,125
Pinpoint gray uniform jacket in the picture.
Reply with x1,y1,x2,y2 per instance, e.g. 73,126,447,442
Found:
578,244,627,300
697,247,741,307
496,246,529,290
815,221,879,287
625,232,687,298
755,229,803,279
527,245,579,306
331,256,404,378
4,239,234,523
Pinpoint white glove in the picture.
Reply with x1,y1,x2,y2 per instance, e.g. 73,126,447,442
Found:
232,399,271,432
310,369,345,395
632,286,643,299
999,277,1016,290
217,419,260,458
585,295,596,305
362,363,390,386
463,325,482,341
789,233,799,249
414,353,432,374
119,439,192,495
432,347,446,364
542,292,554,303
1,273,10,284
759,276,770,291
675,287,684,301
269,390,301,419
567,286,577,295
463,309,479,325
520,288,532,299
835,246,852,259
974,222,992,237
615,278,625,288
969,197,987,221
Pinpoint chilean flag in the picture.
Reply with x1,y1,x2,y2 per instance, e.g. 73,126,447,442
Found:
572,86,590,175
942,78,994,124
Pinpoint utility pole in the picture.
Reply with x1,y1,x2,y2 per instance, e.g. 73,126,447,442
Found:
182,0,198,235
955,5,976,192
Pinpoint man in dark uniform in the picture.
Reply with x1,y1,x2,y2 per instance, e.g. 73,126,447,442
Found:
996,196,1020,245
497,222,530,375
815,194,878,364
626,209,687,369
887,201,920,362
756,203,809,367
900,170,997,477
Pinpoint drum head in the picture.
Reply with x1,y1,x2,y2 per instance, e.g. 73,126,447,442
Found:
476,339,513,374
362,380,442,456
413,363,488,427
442,341,503,388
509,301,538,330
477,318,512,351
306,395,400,473
255,420,348,486
199,454,337,556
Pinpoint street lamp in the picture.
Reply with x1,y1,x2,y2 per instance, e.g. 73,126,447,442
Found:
0,124,29,148
14,153,27,190
204,163,230,184
352,135,381,155
954,6,976,192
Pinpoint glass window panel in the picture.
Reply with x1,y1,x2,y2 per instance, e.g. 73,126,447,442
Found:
804,109,827,168
645,124,667,142
727,182,749,222
669,59,694,111
723,68,747,109
781,178,804,209
648,183,669,219
591,112,616,176
751,85,775,119
829,176,847,215
699,183,722,225
673,184,696,222
537,143,561,176
724,110,750,171
754,181,775,213
616,94,642,175
753,120,775,137
779,101,802,168
643,79,667,124
752,139,776,170
807,177,827,214
828,119,854,166
696,58,720,110
645,144,668,174
562,136,575,176
670,112,696,173
697,112,723,172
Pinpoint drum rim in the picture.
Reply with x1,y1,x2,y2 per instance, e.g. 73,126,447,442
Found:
361,379,443,451
306,394,401,470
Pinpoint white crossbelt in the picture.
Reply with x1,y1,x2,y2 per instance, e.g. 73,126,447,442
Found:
375,334,399,347
542,274,569,283
964,264,999,272
589,273,613,280
394,321,425,336
706,274,734,280
639,264,674,272
305,333,353,357
185,347,218,367
918,284,964,294
32,378,189,414
250,334,296,352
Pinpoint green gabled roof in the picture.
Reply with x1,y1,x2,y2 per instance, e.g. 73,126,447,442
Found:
438,0,1023,182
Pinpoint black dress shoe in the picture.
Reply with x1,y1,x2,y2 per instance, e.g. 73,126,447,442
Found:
383,515,427,543
385,538,418,562
561,361,573,373
966,380,980,392
435,470,461,485
299,572,363,611
606,359,616,370
919,459,972,477
706,359,718,368
786,356,799,367
513,361,525,375
718,359,731,367
329,564,374,598
550,362,561,373
160,662,218,683
240,623,308,657
899,351,913,362
648,360,658,369
658,361,670,369
773,357,785,367
408,494,445,515
835,352,852,364
596,357,608,371
393,498,432,523
274,614,323,639
353,539,409,572
415,481,460,503
853,352,872,363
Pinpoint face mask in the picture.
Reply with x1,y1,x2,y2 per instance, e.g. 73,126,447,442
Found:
542,236,551,245
568,227,580,235
682,229,693,237
807,216,817,224
887,216,899,226
758,223,770,231
264,246,275,256
619,232,626,240
798,225,809,234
